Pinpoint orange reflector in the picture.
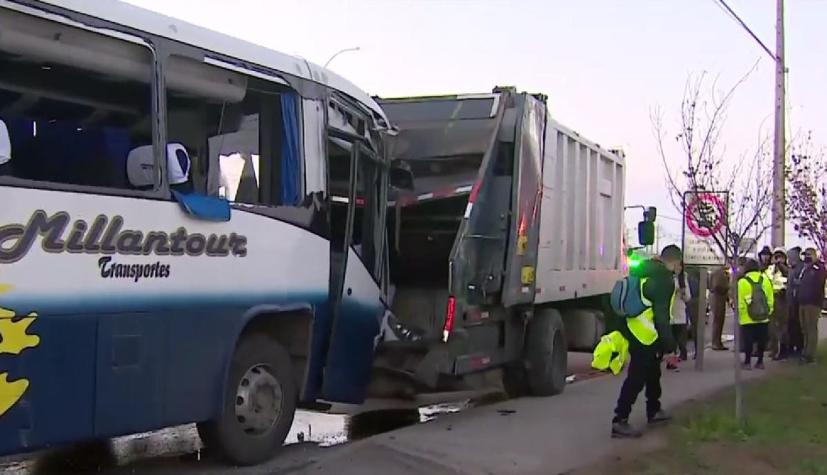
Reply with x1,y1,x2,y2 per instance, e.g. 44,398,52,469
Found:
469,181,482,203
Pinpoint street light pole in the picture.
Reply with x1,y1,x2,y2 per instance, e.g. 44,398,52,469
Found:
770,0,786,248
323,47,361,69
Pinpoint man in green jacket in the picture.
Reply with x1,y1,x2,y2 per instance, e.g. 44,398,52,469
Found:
612,245,680,438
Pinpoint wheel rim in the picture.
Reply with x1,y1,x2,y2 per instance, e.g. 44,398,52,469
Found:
234,364,283,436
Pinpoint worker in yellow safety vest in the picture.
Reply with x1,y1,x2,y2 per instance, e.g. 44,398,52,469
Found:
738,258,775,370
611,245,680,439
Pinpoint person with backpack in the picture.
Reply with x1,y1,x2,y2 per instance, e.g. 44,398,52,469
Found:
737,258,774,370
610,245,679,438
796,248,826,365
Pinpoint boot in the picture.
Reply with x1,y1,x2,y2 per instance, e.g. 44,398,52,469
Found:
611,420,642,438
648,410,673,425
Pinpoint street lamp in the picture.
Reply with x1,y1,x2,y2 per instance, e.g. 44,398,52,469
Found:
323,47,361,69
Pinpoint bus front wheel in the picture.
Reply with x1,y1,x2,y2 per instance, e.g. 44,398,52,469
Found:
198,333,297,466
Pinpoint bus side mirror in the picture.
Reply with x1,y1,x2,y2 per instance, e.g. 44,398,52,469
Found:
638,221,655,246
390,160,414,191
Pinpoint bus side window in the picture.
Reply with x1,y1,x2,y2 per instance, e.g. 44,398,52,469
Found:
165,55,303,207
0,9,155,192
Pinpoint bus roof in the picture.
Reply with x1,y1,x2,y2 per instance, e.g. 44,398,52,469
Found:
24,0,388,124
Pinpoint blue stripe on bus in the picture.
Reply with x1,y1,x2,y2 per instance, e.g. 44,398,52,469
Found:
0,293,383,455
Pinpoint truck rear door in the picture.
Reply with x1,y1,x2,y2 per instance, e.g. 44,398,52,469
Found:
502,94,546,307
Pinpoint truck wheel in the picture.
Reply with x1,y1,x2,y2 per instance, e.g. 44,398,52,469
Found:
501,363,528,399
525,308,567,396
199,333,297,466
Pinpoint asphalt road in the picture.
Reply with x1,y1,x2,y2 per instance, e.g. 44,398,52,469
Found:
0,309,747,475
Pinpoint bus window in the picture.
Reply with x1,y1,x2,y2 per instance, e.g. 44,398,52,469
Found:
0,9,154,191
165,55,303,206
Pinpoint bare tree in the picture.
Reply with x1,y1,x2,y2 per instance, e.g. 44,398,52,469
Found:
787,131,827,257
652,65,772,258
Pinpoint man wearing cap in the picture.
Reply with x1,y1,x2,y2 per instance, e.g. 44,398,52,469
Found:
767,248,790,359
758,246,772,272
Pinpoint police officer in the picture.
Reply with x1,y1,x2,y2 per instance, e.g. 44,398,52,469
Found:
611,245,679,438
767,248,789,359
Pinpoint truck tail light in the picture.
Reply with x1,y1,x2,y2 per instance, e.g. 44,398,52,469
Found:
442,296,457,342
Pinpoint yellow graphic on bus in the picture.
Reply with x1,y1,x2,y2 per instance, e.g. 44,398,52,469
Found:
0,374,28,417
0,283,41,417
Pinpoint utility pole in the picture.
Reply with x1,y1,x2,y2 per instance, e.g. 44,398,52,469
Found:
770,0,786,248
714,0,786,248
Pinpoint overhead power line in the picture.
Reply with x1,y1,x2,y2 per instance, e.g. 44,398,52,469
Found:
713,0,776,61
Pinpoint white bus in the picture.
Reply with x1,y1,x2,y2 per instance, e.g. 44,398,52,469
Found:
0,0,401,465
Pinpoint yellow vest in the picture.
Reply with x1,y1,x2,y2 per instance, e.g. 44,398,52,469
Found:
737,271,775,325
592,331,630,375
627,277,658,346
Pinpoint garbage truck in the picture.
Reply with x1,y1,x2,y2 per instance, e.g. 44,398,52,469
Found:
367,87,650,399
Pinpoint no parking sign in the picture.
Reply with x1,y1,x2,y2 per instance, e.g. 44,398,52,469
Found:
682,191,729,266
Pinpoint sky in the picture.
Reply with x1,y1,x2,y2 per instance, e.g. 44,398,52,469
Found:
125,0,827,249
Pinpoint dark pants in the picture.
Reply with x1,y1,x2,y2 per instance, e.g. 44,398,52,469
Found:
742,323,769,365
687,298,699,352
710,293,728,347
788,302,803,354
671,324,688,360
769,295,788,356
613,345,662,422
800,305,821,361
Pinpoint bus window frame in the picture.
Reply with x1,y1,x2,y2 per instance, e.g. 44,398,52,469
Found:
162,46,312,208
0,2,166,199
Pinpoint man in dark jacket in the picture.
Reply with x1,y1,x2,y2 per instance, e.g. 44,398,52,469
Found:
796,248,826,364
612,245,679,438
787,247,805,356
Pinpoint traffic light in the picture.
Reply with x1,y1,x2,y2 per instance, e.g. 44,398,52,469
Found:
626,249,643,269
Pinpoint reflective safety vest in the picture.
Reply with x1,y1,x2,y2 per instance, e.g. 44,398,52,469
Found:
626,277,659,346
592,330,630,375
738,271,774,326
766,265,787,292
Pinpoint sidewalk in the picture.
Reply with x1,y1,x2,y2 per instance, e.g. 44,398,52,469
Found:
294,325,827,475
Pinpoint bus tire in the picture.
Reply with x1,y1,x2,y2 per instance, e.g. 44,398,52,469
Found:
525,308,567,396
203,333,297,466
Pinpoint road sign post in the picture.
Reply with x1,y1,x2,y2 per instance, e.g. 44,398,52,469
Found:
682,191,729,371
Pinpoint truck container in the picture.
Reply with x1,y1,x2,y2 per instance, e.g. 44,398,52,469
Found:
368,87,633,398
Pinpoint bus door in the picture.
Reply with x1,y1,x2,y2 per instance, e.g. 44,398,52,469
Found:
323,102,388,404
